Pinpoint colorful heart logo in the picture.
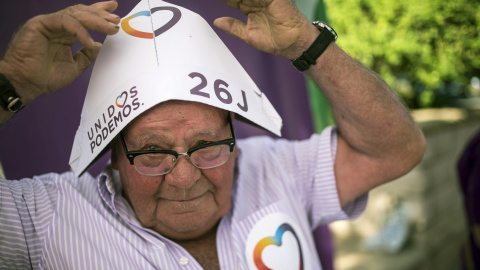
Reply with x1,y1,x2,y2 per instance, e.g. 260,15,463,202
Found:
253,223,304,270
121,6,182,39
115,91,128,108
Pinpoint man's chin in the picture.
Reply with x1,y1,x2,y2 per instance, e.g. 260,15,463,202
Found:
152,199,219,240
155,215,218,241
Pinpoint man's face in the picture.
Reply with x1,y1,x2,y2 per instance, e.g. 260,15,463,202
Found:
112,101,238,240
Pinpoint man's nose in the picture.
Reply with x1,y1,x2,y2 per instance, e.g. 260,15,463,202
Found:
164,154,201,189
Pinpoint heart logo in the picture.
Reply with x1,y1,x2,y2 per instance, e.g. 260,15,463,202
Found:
121,6,182,39
253,223,304,270
115,91,128,108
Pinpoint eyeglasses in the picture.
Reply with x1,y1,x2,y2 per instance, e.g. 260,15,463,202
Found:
120,114,236,176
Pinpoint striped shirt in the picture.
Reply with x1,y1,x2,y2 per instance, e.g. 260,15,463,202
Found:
0,127,367,269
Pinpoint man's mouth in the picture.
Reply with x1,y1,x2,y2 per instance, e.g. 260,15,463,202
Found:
159,192,206,202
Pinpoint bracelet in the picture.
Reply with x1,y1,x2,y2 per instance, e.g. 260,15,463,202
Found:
0,73,23,113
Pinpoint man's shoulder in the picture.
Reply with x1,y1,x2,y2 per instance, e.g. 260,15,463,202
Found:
30,170,95,183
237,135,274,146
0,171,100,213
237,130,330,152
12,170,99,195
237,136,278,159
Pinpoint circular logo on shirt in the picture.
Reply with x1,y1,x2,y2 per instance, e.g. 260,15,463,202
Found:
245,212,311,270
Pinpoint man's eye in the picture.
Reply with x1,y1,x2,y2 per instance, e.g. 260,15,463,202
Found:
142,145,161,151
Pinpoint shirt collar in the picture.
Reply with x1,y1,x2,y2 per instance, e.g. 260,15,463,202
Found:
97,164,125,213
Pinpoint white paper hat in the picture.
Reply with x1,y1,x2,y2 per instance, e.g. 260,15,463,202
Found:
69,0,283,176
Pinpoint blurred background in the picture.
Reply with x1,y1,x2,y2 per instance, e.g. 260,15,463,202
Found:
322,0,480,269
325,0,480,109
0,0,479,269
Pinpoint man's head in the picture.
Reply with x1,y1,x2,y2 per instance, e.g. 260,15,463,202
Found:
111,100,238,240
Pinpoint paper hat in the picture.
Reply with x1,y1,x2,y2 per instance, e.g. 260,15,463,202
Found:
69,0,283,176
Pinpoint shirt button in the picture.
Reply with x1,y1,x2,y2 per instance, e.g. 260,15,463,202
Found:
179,256,189,266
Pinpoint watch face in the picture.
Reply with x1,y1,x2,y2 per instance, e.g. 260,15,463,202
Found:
313,21,338,40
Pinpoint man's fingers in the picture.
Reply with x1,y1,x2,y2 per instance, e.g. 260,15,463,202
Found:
214,17,247,43
62,4,120,35
36,3,120,49
64,9,120,36
218,0,269,15
90,1,119,14
71,2,121,25
37,13,95,48
73,42,102,76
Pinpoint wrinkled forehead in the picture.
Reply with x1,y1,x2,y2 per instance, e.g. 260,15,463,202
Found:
124,100,230,134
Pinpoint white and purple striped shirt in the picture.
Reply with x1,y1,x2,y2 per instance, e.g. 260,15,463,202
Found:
0,127,366,269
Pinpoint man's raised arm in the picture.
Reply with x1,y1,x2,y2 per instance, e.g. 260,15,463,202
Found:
214,0,426,206
0,1,121,125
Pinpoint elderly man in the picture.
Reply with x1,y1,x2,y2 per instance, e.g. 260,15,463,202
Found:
0,0,425,269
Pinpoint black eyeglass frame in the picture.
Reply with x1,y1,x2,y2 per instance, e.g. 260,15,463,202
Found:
120,113,236,169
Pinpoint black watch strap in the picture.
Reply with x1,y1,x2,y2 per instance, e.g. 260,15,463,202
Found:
291,21,337,72
0,73,23,113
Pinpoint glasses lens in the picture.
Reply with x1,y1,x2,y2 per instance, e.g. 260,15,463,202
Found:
191,144,231,169
134,153,175,176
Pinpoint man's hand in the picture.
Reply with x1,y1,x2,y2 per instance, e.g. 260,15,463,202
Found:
0,1,121,106
214,0,316,60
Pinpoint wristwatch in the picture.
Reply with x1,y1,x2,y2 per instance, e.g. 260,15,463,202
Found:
0,73,23,113
291,21,338,72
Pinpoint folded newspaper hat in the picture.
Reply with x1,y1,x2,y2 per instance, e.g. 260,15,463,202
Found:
69,0,283,176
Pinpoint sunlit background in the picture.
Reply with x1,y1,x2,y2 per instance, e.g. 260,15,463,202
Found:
317,0,480,269
325,0,480,109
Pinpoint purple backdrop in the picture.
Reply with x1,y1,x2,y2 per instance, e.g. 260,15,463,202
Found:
0,1,332,269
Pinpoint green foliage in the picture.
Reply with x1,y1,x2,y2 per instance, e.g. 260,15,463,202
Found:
324,0,480,107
